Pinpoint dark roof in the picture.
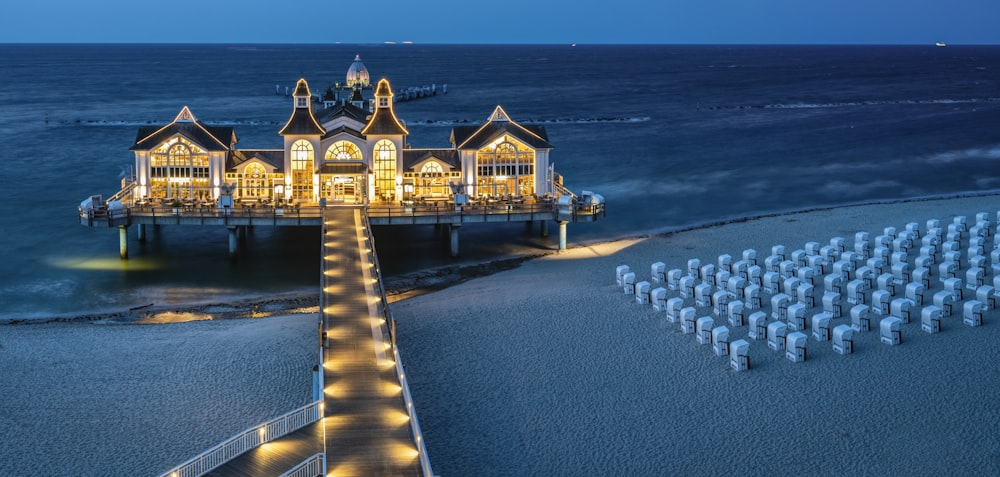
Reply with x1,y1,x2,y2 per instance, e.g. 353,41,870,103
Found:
318,102,369,124
403,149,460,171
278,106,326,136
362,108,409,136
319,162,368,175
321,124,365,141
349,88,365,103
131,122,235,151
292,78,311,97
228,149,285,172
450,122,552,150
361,78,408,136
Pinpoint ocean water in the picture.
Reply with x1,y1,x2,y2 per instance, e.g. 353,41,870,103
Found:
1,44,999,318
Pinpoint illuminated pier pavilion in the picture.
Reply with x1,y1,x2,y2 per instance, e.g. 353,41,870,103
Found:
77,60,605,476
79,61,604,259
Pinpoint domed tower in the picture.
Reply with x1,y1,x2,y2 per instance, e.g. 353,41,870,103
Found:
345,54,370,89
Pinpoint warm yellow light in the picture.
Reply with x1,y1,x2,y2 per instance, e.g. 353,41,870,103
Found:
384,409,410,427
383,382,402,396
390,442,420,462
258,427,267,440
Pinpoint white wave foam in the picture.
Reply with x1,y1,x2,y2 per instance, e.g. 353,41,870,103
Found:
712,97,1000,110
925,146,1000,164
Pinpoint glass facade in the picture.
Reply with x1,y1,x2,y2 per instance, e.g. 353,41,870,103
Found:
149,137,210,199
476,136,534,197
374,139,396,201
291,139,314,200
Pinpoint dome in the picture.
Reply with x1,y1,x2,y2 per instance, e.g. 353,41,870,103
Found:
346,54,370,88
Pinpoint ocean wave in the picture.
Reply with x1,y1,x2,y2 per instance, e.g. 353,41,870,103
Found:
710,97,1000,110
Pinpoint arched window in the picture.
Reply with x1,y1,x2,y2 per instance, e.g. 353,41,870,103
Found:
476,137,534,197
291,139,314,200
325,141,362,161
421,161,443,175
242,163,268,198
149,137,210,199
374,139,396,201
417,161,447,198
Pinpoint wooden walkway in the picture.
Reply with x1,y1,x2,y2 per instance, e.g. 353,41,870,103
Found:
320,207,422,477
206,206,422,476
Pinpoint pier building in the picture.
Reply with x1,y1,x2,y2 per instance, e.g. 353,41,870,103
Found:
79,57,604,259
78,57,604,476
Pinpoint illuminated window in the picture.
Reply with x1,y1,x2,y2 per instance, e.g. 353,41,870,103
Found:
476,136,534,197
374,139,396,201
149,137,210,199
240,163,269,198
291,139,314,200
417,161,447,197
325,141,362,161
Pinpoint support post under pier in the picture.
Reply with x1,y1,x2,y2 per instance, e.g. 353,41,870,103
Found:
227,226,238,260
118,226,129,259
558,221,568,252
449,224,460,258
136,224,145,242
541,220,549,238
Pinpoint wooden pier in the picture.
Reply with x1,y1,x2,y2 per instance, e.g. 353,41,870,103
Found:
79,198,606,259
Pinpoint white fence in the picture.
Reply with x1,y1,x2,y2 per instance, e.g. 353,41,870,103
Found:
158,400,323,477
279,452,326,477
363,213,435,476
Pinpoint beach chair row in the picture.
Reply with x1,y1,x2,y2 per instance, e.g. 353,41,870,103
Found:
612,212,998,371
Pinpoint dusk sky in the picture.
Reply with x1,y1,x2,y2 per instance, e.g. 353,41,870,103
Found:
2,0,998,45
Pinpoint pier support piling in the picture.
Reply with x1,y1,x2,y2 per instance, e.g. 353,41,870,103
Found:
118,226,129,259
558,221,568,252
449,224,460,258
136,224,145,242
541,220,549,238
228,226,239,260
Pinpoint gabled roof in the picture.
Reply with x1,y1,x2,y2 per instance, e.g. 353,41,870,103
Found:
450,105,552,150
228,149,285,172
130,106,235,151
318,102,369,125
361,78,408,136
403,149,460,171
321,124,365,140
279,79,326,136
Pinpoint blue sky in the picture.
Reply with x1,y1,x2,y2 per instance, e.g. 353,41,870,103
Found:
2,0,998,44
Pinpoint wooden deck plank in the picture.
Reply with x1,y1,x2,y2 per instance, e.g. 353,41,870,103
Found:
207,206,422,477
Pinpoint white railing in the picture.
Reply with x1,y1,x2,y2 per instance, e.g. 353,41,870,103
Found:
393,344,435,477
363,211,435,477
279,452,326,477
158,400,323,477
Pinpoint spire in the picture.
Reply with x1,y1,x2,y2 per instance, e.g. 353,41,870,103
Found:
279,78,326,136
361,78,408,136
292,78,311,109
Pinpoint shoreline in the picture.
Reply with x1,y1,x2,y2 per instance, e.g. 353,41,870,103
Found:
8,190,1000,326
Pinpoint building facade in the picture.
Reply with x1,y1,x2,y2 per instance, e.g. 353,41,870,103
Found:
128,58,555,206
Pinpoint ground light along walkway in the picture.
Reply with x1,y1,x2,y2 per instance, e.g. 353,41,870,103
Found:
319,206,425,476
200,206,428,477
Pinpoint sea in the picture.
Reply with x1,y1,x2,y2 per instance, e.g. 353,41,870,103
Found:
1,43,1000,319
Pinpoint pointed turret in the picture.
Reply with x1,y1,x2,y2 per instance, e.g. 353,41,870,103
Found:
278,78,325,136
361,78,408,136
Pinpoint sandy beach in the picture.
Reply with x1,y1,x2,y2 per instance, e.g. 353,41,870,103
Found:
393,195,1000,476
0,314,316,476
2,194,1000,476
